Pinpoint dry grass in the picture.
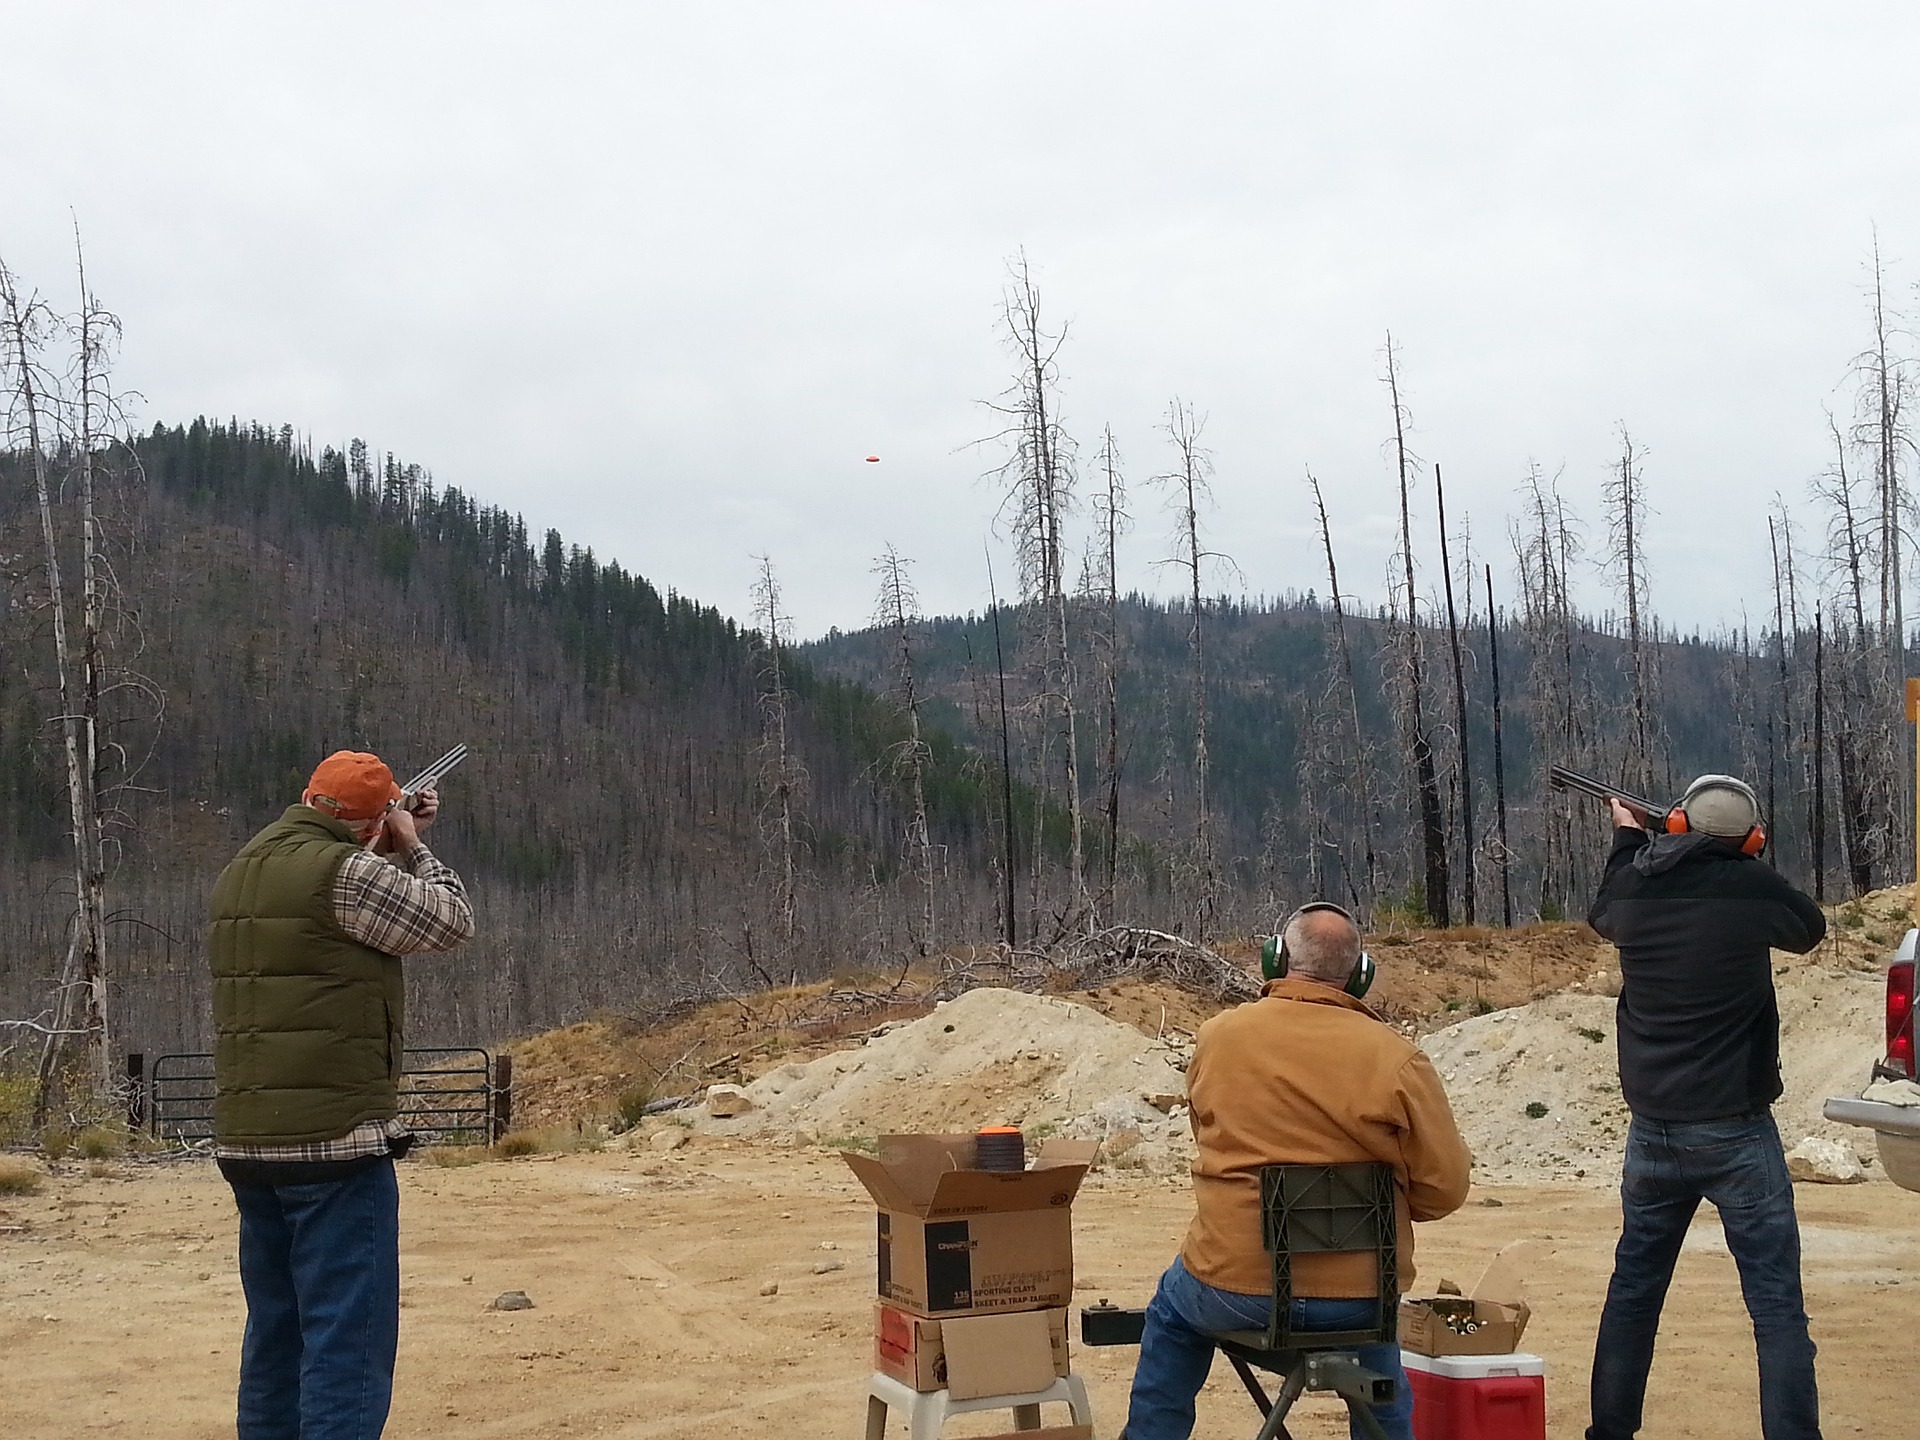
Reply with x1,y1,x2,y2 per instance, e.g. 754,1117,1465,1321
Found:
421,1145,486,1168
75,1125,125,1160
0,1156,45,1195
489,1126,589,1159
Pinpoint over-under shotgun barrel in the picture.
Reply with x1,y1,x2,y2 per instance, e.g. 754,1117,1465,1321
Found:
400,744,468,810
1546,764,1670,827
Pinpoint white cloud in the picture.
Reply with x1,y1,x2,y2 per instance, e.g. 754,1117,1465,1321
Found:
4,1,1917,637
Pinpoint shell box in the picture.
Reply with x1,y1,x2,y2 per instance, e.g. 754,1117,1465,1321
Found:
874,1303,1070,1398
1398,1241,1547,1358
842,1135,1098,1318
1402,1351,1546,1440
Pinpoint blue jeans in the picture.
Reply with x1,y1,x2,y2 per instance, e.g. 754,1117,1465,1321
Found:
1124,1256,1413,1440
228,1158,401,1440
1589,1113,1819,1440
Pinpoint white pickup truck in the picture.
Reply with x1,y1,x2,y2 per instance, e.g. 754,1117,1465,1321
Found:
1823,930,1920,1190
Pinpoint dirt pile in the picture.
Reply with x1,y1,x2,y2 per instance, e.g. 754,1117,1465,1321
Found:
692,987,1196,1168
1423,959,1886,1184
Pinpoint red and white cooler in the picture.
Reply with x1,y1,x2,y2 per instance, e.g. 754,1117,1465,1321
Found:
1401,1351,1546,1440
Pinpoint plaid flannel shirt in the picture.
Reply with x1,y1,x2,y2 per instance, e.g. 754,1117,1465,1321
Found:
215,841,474,1164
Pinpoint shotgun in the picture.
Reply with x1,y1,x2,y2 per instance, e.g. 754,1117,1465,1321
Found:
400,745,468,811
1546,764,1671,827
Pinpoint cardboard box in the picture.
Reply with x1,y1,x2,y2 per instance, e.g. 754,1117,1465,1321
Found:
1398,1241,1548,1357
874,1304,1070,1397
843,1134,1097,1317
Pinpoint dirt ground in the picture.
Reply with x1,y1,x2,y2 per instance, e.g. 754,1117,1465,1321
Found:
3,1143,1914,1439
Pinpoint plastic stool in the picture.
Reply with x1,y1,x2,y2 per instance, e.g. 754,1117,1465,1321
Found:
863,1370,1094,1439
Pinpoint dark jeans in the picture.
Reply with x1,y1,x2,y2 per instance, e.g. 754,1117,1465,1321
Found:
228,1157,401,1440
1124,1255,1413,1440
1589,1113,1819,1440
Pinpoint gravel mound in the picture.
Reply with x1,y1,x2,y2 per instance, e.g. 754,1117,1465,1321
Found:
695,987,1192,1166
1423,963,1885,1185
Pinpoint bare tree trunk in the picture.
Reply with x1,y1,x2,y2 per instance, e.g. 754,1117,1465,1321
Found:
1485,565,1514,926
3,261,105,1119
1092,426,1128,921
987,254,1089,931
1383,337,1450,926
1157,400,1219,942
71,237,114,1095
985,555,1018,946
1605,427,1655,793
874,546,934,955
1813,605,1827,902
1434,464,1475,924
751,556,803,963
1308,470,1379,915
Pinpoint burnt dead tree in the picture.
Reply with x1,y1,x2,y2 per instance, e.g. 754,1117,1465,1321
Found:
1434,464,1476,924
983,253,1090,935
750,555,807,976
2,248,137,1117
1603,426,1658,795
1307,469,1379,916
1087,425,1129,921
1154,399,1227,943
1485,565,1514,926
1383,337,1450,926
874,545,935,955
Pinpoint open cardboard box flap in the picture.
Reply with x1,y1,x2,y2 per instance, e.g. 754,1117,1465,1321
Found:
1399,1240,1552,1357
1467,1238,1548,1305
842,1135,1098,1217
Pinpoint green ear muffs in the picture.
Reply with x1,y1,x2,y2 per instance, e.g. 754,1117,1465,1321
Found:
1263,901,1375,999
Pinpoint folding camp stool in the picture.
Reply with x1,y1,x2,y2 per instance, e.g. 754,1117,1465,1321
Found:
1208,1162,1403,1440
863,1369,1093,1440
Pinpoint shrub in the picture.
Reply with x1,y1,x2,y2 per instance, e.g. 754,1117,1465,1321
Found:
0,1156,45,1195
1471,997,1495,1017
1524,1101,1550,1120
616,1084,656,1130
491,1126,579,1159
422,1145,485,1168
40,1125,77,1161
1576,1027,1607,1044
75,1125,125,1160
0,1073,35,1146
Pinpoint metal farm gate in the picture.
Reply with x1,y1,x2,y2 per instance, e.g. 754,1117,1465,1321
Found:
129,1048,513,1146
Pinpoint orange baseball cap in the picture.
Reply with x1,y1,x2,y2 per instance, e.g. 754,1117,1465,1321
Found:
303,751,402,821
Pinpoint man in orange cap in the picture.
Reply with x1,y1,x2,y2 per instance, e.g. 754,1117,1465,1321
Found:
208,750,475,1440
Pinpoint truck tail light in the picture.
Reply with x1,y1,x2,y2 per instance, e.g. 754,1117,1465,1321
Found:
1888,961,1915,1079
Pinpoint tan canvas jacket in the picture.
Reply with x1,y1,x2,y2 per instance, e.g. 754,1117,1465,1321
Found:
1180,976,1472,1298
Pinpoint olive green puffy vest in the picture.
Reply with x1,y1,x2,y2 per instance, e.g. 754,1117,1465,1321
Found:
209,807,405,1144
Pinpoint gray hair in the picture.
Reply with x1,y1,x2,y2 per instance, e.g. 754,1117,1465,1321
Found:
1282,907,1362,982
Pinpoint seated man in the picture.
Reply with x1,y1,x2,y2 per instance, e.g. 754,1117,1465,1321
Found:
1124,903,1472,1440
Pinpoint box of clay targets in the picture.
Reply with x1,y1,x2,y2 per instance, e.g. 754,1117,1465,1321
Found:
842,1133,1098,1318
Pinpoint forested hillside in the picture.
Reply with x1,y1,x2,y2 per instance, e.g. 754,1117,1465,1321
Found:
0,421,1000,1059
805,590,1809,936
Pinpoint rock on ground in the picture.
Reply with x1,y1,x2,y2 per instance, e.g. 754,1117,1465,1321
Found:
1785,1136,1867,1183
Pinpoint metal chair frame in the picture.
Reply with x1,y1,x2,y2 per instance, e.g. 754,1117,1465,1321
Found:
1208,1161,1401,1440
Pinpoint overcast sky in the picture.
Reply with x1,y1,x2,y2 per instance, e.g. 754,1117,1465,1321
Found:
6,3,1920,641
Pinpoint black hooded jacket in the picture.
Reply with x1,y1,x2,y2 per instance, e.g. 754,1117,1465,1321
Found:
1588,826,1826,1122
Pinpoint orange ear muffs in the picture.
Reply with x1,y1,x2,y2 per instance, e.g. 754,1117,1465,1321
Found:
1668,805,1766,855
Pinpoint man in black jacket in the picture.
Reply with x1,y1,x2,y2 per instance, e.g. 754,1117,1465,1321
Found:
1586,774,1827,1440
